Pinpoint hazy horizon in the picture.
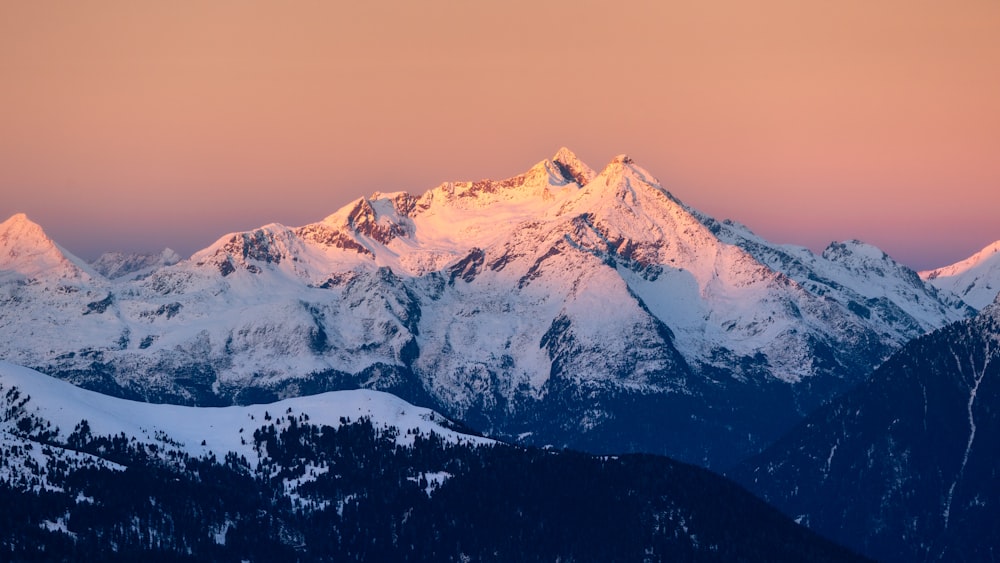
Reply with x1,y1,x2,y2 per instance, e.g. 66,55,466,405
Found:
2,1,998,271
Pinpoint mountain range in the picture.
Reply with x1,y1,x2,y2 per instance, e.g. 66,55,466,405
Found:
4,147,1000,560
0,148,984,468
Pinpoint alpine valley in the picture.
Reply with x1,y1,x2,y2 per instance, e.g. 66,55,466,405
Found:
0,148,978,469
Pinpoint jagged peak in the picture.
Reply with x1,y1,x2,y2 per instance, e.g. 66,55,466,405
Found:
552,146,579,163
593,153,659,185
340,197,383,230
574,153,669,209
409,155,586,212
1,212,48,240
309,194,412,251
318,196,368,228
0,213,96,280
193,223,293,258
320,195,404,227
551,147,596,186
3,211,32,225
519,159,580,192
189,223,309,277
822,240,890,261
368,191,418,217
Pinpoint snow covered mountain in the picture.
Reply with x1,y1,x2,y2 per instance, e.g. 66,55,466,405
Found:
0,149,975,467
731,296,1000,562
921,240,1000,309
0,213,98,282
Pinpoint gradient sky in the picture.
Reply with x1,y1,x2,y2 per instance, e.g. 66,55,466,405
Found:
1,1,998,270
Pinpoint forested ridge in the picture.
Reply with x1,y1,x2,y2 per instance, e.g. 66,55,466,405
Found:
2,412,866,562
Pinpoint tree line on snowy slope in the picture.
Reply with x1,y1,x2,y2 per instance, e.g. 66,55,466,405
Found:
1,414,866,562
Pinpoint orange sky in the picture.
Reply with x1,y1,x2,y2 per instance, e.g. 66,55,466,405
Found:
1,0,998,270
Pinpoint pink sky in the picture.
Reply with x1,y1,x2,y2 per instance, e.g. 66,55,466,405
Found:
1,1,998,270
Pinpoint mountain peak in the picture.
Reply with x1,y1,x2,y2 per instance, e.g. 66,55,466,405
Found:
1,212,56,259
1,212,45,238
822,240,889,262
595,153,654,179
921,239,1000,309
551,147,596,186
5,211,31,224
0,213,93,280
587,153,663,197
552,146,578,162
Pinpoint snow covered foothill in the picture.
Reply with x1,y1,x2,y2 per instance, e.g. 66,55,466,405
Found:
0,360,490,471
